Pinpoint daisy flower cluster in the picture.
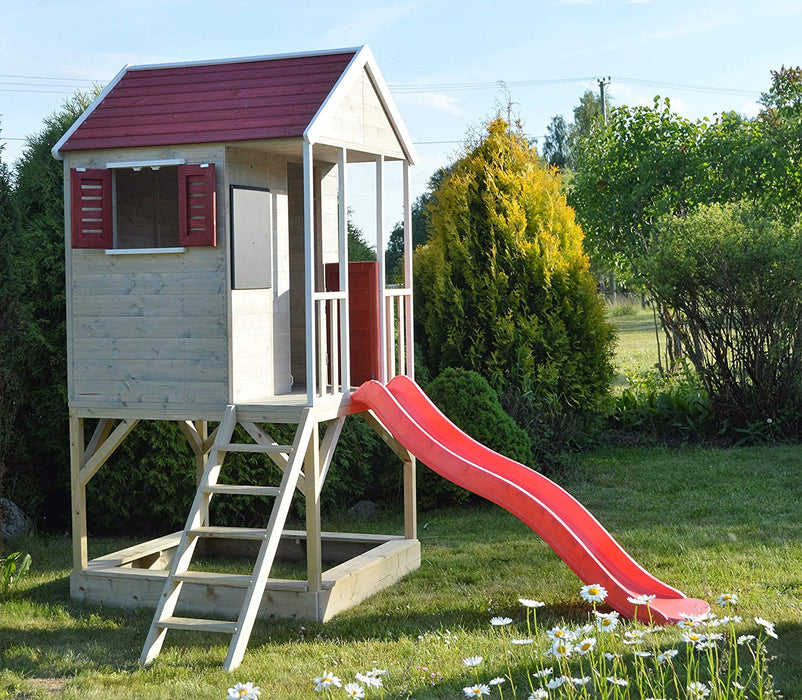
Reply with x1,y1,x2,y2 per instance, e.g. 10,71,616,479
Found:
308,667,387,698
453,586,778,699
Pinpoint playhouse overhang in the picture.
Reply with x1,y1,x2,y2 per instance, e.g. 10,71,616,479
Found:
52,45,416,164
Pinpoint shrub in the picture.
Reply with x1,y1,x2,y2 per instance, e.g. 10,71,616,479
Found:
415,119,616,458
645,202,802,437
87,416,399,535
416,368,534,510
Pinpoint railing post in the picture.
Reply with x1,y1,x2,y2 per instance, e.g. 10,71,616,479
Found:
337,149,351,391
303,139,316,403
403,160,414,378
376,155,387,383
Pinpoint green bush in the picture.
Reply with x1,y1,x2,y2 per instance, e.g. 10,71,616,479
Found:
416,368,534,510
645,202,802,437
87,416,399,535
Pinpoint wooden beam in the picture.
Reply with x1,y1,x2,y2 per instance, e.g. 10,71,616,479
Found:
239,421,307,493
317,416,345,496
84,419,113,463
78,418,139,486
179,420,203,458
403,456,417,540
69,411,88,571
304,420,322,594
361,411,412,462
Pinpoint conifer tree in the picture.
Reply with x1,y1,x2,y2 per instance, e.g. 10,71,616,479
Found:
415,119,615,446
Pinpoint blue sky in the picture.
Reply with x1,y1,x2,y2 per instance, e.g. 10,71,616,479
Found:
2,0,801,237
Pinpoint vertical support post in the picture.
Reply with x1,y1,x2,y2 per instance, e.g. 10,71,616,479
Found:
337,148,351,391
376,155,387,383
304,420,322,597
194,420,208,484
303,139,317,403
195,420,209,535
69,410,88,570
403,160,414,378
403,455,417,540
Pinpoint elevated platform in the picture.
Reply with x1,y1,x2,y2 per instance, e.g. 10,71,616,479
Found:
73,530,421,622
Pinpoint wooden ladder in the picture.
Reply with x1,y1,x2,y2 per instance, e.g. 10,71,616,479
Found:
140,405,315,671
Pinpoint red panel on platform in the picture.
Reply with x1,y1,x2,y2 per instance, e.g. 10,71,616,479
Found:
325,262,381,386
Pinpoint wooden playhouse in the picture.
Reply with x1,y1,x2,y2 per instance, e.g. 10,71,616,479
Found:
52,46,419,669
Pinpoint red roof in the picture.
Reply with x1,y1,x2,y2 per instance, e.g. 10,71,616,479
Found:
57,50,358,152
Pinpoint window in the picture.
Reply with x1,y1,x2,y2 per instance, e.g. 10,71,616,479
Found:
71,163,216,250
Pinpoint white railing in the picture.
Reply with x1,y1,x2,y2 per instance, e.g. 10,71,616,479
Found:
313,290,347,398
384,287,413,381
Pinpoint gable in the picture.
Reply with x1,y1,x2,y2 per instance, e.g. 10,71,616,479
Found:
311,67,406,159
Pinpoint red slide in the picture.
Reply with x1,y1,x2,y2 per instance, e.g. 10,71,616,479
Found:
351,376,710,624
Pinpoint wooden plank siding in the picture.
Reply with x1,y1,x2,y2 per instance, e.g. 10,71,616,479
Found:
66,147,229,410
314,68,406,160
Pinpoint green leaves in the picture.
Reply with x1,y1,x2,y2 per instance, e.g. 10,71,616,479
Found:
415,119,616,463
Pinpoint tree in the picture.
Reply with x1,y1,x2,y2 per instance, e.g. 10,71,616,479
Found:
542,114,569,169
542,90,605,171
0,129,20,500
347,215,376,262
384,167,449,283
5,93,94,526
415,118,616,458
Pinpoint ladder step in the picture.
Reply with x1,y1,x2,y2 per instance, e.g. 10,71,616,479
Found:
205,484,281,497
173,571,252,587
217,443,292,454
187,526,267,540
157,616,238,634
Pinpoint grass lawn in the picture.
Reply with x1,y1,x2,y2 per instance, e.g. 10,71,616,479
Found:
607,301,660,387
2,444,801,698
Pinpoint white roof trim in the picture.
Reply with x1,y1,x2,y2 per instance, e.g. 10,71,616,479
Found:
51,64,129,160
304,45,417,165
122,45,363,73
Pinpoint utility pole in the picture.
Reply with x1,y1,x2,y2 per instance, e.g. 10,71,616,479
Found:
597,77,616,303
597,76,610,124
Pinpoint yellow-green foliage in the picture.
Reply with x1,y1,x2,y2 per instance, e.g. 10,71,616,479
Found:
415,119,615,425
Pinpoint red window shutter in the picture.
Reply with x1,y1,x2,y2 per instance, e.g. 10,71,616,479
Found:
178,163,217,246
70,168,112,249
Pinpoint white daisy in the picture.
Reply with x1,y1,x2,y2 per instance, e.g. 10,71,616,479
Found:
580,584,608,603
463,655,484,668
343,683,365,699
627,593,656,606
549,640,573,658
576,637,597,655
519,598,546,608
687,681,710,698
755,616,778,639
607,677,628,687
511,638,534,645
463,683,491,697
528,690,549,699
717,592,738,607
490,616,513,627
657,648,679,663
226,681,261,700
489,677,506,686
312,671,342,692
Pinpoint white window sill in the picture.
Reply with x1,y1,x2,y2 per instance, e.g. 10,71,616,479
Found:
105,247,187,255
